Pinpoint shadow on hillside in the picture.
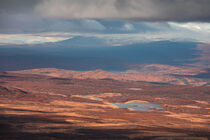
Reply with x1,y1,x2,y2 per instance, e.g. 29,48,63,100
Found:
0,114,209,140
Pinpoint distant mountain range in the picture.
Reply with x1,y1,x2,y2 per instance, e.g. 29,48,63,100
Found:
0,37,209,71
40,36,109,48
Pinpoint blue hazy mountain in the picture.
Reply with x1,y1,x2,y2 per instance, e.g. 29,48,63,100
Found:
52,36,108,47
0,37,200,71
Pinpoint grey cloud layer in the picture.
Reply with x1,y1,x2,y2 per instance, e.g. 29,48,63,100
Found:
0,0,210,22
35,0,210,21
1,0,210,34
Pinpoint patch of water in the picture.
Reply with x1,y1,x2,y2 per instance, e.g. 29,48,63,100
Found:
128,88,142,91
79,95,163,111
111,102,163,111
80,95,102,101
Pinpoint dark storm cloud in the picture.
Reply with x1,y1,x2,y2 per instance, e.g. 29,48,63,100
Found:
35,0,210,22
0,0,41,14
1,0,210,22
0,0,43,33
0,0,210,33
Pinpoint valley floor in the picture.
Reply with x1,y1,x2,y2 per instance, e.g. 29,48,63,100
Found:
0,72,210,140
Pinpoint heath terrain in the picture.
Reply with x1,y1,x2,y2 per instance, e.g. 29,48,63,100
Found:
0,71,209,140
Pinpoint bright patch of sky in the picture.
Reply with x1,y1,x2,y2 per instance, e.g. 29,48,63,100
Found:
0,21,210,45
0,34,69,44
122,23,135,31
169,22,210,32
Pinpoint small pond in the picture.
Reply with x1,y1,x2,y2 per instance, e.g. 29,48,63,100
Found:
111,102,163,111
80,95,162,111
80,95,102,101
128,88,142,91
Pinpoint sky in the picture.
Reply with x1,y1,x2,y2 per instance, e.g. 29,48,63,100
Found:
0,0,210,44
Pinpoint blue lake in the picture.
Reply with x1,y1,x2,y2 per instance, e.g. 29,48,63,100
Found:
80,95,102,101
111,102,163,111
80,95,163,111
